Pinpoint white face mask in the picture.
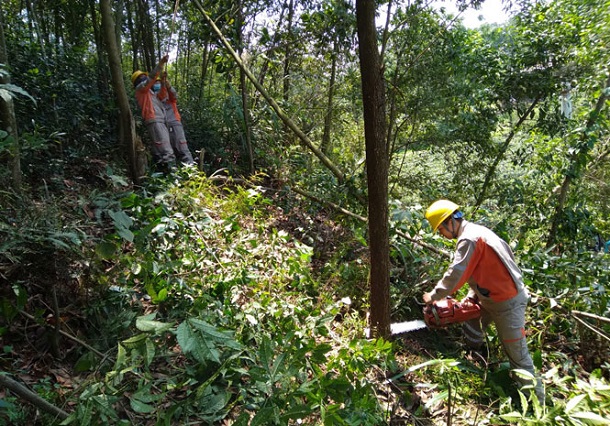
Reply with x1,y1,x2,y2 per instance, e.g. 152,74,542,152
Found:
152,82,161,93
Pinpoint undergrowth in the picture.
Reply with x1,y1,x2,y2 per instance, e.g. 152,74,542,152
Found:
1,168,609,425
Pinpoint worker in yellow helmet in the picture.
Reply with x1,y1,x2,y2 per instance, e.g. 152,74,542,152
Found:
131,54,175,173
424,200,544,403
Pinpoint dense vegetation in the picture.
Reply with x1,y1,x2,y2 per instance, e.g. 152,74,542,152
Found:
0,0,609,424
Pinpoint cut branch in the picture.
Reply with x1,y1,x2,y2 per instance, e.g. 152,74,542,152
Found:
292,186,450,258
19,310,113,362
572,315,610,344
0,374,69,420
572,310,610,324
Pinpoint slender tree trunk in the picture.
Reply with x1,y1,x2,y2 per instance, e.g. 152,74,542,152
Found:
198,41,210,111
90,0,110,93
356,0,390,338
0,3,21,191
321,39,338,155
282,0,295,146
236,6,254,173
136,0,155,70
126,0,140,70
154,0,161,59
193,0,346,185
474,96,540,209
0,375,69,420
25,0,45,56
100,0,146,184
240,67,254,173
547,74,610,248
114,0,125,63
282,0,295,104
256,4,287,88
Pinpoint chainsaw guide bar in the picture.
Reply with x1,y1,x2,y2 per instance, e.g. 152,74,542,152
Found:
365,297,482,338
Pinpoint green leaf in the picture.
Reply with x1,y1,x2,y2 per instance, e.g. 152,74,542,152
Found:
232,413,251,426
117,227,134,243
96,241,118,259
153,287,168,303
569,412,610,425
74,351,96,372
565,394,587,413
280,404,313,421
500,412,523,422
0,399,14,409
122,333,148,348
176,320,221,363
109,210,133,229
0,84,37,103
250,407,277,426
135,314,173,333
129,398,155,414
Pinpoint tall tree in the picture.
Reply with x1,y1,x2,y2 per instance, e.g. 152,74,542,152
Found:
0,2,21,191
547,74,610,248
356,0,390,338
100,0,146,183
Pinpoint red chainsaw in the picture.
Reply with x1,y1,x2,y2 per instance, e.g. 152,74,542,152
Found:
388,297,482,335
423,297,481,328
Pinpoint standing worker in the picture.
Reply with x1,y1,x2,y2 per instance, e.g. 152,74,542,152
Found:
423,199,544,402
157,72,195,166
131,54,176,173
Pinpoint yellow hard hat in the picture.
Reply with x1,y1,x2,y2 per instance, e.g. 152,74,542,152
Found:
131,70,148,85
425,200,460,232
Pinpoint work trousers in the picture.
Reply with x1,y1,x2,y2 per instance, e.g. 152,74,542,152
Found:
462,291,544,402
167,123,194,165
146,121,175,165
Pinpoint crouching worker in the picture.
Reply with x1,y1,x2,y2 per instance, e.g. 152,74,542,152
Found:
423,199,544,403
131,54,176,173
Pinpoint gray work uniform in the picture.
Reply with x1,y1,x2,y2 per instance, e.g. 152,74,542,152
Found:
134,64,175,166
158,86,194,165
429,220,544,401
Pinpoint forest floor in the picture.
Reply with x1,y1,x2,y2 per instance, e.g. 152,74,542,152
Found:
1,156,608,425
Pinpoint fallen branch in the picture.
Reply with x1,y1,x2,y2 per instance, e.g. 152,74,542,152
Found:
572,310,610,324
19,310,113,362
291,186,451,258
571,311,610,344
0,373,69,420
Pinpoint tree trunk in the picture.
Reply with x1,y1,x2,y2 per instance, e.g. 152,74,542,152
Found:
547,74,610,248
193,0,346,185
136,0,155,70
240,67,254,173
237,6,254,173
474,96,540,210
198,41,210,112
256,4,287,88
25,0,46,56
356,0,391,338
100,0,145,184
89,0,110,97
126,0,140,70
282,0,295,146
321,39,338,156
0,2,22,191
